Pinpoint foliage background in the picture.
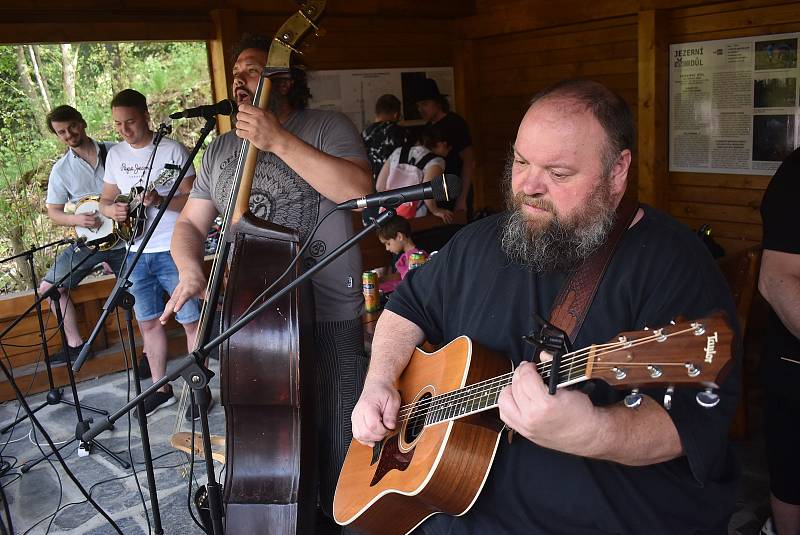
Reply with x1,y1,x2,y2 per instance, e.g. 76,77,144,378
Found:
0,41,213,293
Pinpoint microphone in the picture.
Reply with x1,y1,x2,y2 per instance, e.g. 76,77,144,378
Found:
74,234,117,252
337,174,462,210
169,99,237,120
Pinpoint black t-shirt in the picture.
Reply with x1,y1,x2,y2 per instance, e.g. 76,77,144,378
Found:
760,146,800,400
430,112,472,178
386,206,741,534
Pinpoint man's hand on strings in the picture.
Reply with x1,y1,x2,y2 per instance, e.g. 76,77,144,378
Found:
497,355,597,452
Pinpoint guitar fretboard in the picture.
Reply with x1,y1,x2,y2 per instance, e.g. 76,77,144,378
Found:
420,355,590,427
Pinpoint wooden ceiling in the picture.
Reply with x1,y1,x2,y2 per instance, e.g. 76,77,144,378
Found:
0,1,474,44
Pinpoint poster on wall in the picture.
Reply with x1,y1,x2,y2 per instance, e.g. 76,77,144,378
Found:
307,67,455,132
669,32,799,175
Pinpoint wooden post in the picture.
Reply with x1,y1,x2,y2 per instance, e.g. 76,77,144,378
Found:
208,9,238,134
637,9,668,209
453,38,480,210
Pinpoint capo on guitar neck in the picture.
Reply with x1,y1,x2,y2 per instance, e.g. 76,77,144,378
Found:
522,315,572,395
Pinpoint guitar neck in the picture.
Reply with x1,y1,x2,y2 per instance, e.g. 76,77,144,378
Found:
421,355,589,427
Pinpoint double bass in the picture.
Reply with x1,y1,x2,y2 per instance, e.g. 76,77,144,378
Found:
175,2,328,532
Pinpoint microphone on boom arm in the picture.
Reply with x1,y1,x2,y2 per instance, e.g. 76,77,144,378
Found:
337,174,462,211
169,99,238,120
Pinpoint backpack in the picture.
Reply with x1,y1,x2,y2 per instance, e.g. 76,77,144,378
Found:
383,144,436,219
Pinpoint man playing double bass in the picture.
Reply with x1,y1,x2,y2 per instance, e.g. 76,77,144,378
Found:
162,33,373,521
351,79,742,534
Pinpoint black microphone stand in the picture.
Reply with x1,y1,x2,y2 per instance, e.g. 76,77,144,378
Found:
0,239,108,435
21,283,130,472
82,208,399,535
72,117,217,535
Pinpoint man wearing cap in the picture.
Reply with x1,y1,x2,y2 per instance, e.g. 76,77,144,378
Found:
415,78,475,218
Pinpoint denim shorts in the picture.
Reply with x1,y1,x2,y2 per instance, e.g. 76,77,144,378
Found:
43,244,126,288
126,251,200,324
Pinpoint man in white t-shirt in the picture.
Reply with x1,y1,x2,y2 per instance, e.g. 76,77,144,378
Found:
99,89,200,418
40,105,126,364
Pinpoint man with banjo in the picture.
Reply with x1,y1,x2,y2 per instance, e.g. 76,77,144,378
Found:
40,105,125,364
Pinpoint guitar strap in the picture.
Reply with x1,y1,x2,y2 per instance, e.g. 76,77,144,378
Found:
548,193,639,342
98,142,108,169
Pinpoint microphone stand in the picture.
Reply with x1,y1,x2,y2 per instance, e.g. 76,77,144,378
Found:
0,239,108,434
82,208,399,535
72,116,217,535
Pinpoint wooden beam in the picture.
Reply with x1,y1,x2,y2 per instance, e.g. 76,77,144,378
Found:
637,9,668,208
208,9,239,134
0,20,213,45
454,38,483,209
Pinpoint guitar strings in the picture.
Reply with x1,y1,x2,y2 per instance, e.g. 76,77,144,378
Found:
395,325,705,422
397,326,697,421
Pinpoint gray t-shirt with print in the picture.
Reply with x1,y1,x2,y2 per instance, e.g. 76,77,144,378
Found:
191,109,366,322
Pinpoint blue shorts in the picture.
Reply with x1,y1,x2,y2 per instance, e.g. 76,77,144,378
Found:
44,245,126,289
126,251,200,324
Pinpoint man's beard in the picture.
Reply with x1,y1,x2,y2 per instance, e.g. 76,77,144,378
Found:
500,160,617,273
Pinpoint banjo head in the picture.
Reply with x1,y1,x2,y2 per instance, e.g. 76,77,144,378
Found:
74,196,116,249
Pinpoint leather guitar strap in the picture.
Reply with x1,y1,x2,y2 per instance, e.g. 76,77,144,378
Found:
507,195,639,444
548,194,639,342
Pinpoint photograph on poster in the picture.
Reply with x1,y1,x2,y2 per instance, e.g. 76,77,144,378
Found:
754,38,798,70
752,114,795,161
753,78,797,107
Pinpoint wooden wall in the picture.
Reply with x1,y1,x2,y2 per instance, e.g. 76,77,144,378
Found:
460,0,800,255
665,1,800,254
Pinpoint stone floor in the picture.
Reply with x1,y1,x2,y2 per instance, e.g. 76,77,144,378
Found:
0,355,225,535
0,356,773,535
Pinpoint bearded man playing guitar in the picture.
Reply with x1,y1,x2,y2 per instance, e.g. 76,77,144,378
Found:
40,105,126,364
349,80,742,534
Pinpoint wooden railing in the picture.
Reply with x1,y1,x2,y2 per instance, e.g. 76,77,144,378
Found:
0,258,214,403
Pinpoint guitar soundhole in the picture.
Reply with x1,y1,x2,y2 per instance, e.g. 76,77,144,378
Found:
404,392,431,444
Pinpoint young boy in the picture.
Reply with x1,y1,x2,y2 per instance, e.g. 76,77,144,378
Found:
377,216,428,293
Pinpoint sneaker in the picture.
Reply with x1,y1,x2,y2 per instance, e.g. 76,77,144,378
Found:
185,387,215,421
50,343,88,365
137,353,151,379
133,385,176,420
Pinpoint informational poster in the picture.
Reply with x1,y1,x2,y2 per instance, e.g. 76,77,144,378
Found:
307,67,455,131
669,32,799,175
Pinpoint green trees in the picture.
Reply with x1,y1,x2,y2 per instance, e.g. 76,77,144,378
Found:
0,41,212,292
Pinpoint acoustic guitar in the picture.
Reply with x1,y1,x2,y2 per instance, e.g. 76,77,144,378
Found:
333,313,734,535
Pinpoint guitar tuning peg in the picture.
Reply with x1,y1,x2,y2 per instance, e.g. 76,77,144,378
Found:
624,388,642,409
670,319,676,325
643,326,649,330
663,385,674,410
695,388,720,408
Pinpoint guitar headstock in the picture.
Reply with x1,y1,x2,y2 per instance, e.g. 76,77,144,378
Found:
266,0,327,74
585,312,734,391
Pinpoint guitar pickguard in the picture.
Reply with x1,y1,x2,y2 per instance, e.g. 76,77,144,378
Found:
369,433,414,487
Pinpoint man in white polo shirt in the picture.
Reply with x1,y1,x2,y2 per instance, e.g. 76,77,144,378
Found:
40,105,126,364
100,89,200,418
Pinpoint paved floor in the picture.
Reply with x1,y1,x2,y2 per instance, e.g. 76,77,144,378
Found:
0,354,225,535
0,356,773,535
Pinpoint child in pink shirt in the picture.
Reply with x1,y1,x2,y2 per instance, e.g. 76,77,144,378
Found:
377,216,428,293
